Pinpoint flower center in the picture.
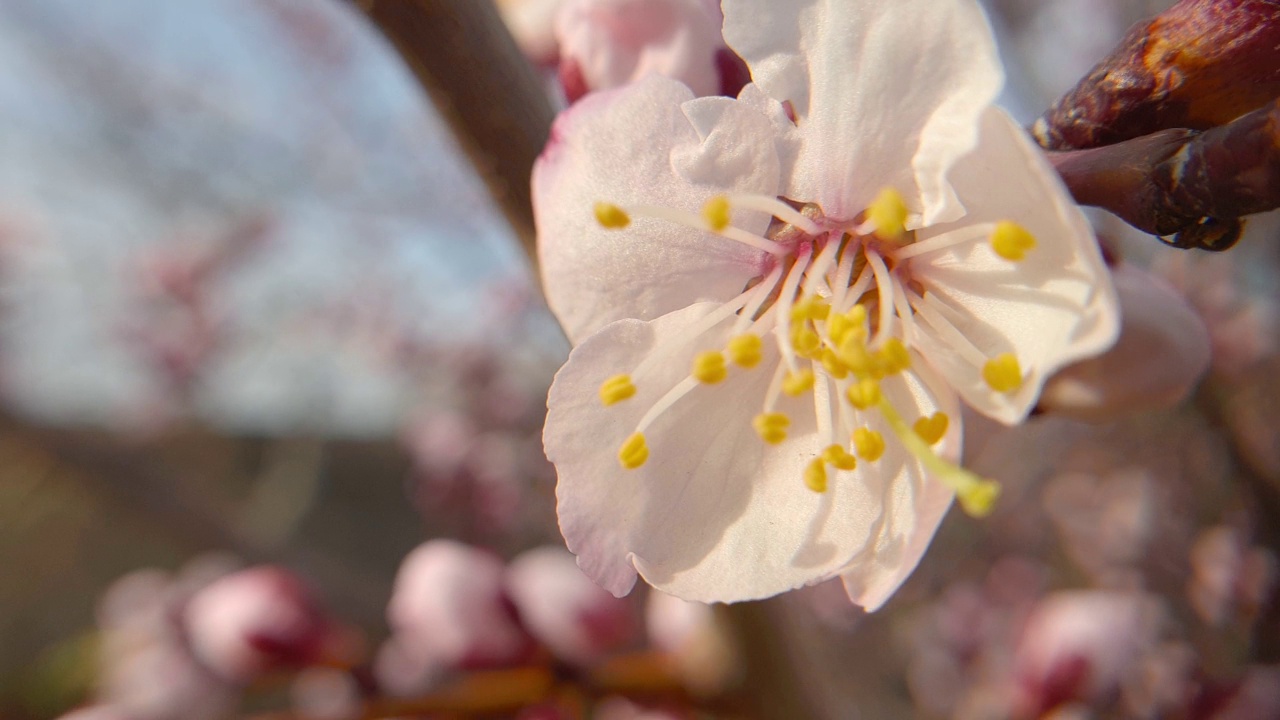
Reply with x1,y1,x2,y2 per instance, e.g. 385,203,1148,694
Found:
589,190,1036,517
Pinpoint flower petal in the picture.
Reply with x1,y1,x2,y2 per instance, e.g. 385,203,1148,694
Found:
721,0,1003,222
1039,263,1210,422
838,360,960,611
534,76,785,343
908,108,1119,425
546,304,958,603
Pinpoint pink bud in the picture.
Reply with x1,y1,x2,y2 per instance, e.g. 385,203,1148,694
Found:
505,546,637,665
1014,591,1160,715
183,566,331,684
386,540,531,670
554,0,736,102
1040,264,1210,422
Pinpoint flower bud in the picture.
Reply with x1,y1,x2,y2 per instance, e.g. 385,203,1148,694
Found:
183,566,332,684
505,546,637,665
387,540,532,669
1040,264,1209,422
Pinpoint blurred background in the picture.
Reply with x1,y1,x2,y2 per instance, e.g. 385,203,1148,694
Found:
2,0,1278,718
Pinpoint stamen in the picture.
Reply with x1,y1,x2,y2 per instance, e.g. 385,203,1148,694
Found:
876,337,911,375
865,250,896,346
752,412,790,444
820,349,850,379
982,353,1023,393
725,193,822,234
990,221,1037,261
822,444,858,470
866,188,909,241
846,378,882,409
913,412,949,444
801,237,841,298
773,252,811,372
732,265,785,332
727,334,764,368
618,432,649,469
893,225,989,261
791,325,822,358
594,202,631,229
692,351,728,384
852,427,885,462
908,291,990,367
703,196,731,231
803,458,828,493
625,203,789,255
782,369,815,396
877,396,1001,517
599,374,636,406
636,377,699,432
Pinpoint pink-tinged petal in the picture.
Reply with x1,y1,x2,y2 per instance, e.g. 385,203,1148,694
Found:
535,76,784,343
555,0,726,99
721,0,1003,222
546,303,957,602
839,360,960,612
908,108,1119,425
1040,264,1210,422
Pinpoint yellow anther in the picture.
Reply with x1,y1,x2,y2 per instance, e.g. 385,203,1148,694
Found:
848,304,868,325
599,374,636,406
594,202,630,229
876,337,911,375
820,349,850,379
852,427,886,462
727,334,764,368
821,444,858,471
752,412,790,444
790,325,822,358
782,369,815,396
692,351,728,384
845,378,882,410
913,412,949,445
790,297,831,323
703,195,731,231
618,432,649,469
837,337,875,378
957,479,1002,518
803,458,828,493
867,187,909,241
990,221,1037,261
982,353,1023,394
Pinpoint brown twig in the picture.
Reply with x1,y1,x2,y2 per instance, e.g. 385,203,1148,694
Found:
1034,0,1280,152
350,0,555,261
1049,97,1280,250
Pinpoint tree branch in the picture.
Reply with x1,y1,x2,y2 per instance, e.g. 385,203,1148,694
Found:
1049,97,1280,250
351,0,555,261
1034,0,1280,152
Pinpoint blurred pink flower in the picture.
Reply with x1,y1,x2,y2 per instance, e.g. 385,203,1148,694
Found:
645,591,738,695
554,0,745,102
1040,263,1210,422
1013,591,1162,716
381,539,532,688
183,566,337,684
505,546,638,665
1187,526,1276,627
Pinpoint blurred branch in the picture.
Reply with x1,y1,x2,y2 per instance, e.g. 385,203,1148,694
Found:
352,0,555,262
1034,0,1280,151
1049,98,1280,251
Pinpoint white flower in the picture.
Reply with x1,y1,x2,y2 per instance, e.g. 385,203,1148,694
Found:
535,0,1118,607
